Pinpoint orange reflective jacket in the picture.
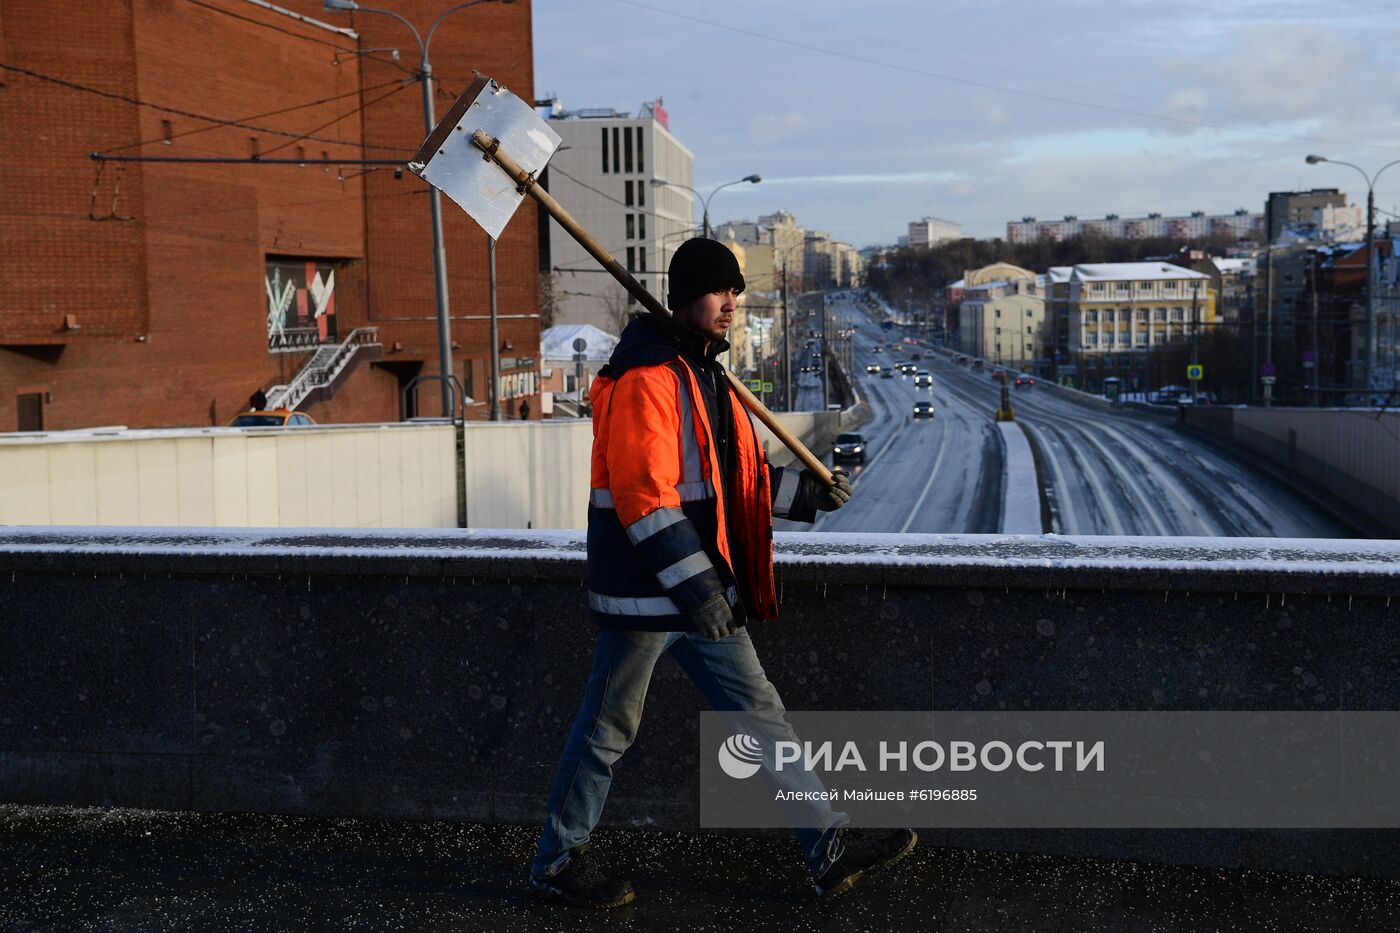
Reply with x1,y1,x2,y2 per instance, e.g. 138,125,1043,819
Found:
585,317,810,630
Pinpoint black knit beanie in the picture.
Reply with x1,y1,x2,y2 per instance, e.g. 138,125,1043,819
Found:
666,237,746,311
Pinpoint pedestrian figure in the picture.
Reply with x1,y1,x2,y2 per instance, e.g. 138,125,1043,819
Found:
248,388,267,411
519,399,530,420
529,238,912,908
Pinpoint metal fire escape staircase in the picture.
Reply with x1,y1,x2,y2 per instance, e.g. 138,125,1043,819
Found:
264,327,384,411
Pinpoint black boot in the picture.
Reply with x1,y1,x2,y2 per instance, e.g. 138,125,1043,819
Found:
529,845,636,908
814,828,918,897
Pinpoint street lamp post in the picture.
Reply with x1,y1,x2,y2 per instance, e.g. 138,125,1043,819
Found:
324,0,513,419
651,175,760,238
1306,154,1400,402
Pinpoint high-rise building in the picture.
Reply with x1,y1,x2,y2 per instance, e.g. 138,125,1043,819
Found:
545,101,695,335
908,217,962,249
1264,189,1347,243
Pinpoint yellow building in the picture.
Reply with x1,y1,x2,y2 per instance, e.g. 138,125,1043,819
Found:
1069,262,1216,355
957,262,1045,367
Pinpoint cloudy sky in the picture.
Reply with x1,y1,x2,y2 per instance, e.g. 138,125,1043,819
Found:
533,0,1400,247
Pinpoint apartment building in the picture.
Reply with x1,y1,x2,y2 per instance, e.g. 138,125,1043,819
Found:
1008,210,1262,244
908,216,962,249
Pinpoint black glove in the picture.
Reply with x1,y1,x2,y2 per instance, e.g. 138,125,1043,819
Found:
818,469,853,511
690,591,738,641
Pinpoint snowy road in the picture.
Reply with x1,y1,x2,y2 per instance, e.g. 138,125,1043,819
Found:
784,292,1351,538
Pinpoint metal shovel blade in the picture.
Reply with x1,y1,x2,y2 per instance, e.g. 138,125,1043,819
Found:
408,75,561,241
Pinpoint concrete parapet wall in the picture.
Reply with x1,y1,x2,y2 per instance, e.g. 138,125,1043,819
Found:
0,412,836,531
0,423,459,528
1181,407,1400,536
2,528,1399,877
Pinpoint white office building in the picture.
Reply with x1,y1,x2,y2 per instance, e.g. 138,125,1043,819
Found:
545,100,695,333
908,216,962,249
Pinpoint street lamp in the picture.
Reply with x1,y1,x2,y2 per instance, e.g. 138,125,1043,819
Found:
1305,153,1400,402
324,0,515,419
651,174,760,238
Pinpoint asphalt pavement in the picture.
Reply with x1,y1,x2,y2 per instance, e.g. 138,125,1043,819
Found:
5,804,1400,932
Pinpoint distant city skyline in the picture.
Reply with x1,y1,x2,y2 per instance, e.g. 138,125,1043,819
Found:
534,0,1400,247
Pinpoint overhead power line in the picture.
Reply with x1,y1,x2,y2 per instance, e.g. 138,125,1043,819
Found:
0,62,413,154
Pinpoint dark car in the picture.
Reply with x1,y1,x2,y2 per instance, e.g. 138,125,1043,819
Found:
912,400,935,419
880,366,895,379
955,355,968,365
913,371,933,388
990,369,1007,382
831,432,867,464
1014,374,1036,388
865,363,881,374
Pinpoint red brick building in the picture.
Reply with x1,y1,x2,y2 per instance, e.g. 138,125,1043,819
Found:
0,0,540,431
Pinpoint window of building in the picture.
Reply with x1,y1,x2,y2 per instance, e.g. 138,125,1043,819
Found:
249,136,260,158
601,128,609,173
1139,281,1152,291
1103,310,1114,323
1091,283,1104,293
623,126,633,173
638,214,645,240
636,127,644,173
626,214,635,239
638,180,645,207
463,359,474,401
161,119,173,144
639,249,646,273
612,127,621,173
1084,310,1097,323
995,327,1001,335
17,393,43,432
1154,308,1167,321
625,181,633,206
626,247,635,272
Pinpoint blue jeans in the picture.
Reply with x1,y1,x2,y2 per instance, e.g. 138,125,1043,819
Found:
532,627,847,880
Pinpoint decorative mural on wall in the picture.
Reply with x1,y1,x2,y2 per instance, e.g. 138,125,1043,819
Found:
265,258,339,352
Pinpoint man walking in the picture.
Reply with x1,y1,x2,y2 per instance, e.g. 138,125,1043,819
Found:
529,238,915,907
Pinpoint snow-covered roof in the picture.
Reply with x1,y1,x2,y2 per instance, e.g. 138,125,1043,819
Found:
1212,258,1255,275
1046,266,1073,283
540,323,619,362
1071,262,1209,282
946,278,965,290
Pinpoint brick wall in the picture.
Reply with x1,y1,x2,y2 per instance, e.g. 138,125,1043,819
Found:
0,0,540,431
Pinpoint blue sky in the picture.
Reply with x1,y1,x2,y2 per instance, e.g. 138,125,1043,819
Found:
533,0,1400,246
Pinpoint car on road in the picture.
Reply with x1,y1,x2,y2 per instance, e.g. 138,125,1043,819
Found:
955,355,968,365
227,409,316,427
831,432,867,464
880,366,895,379
972,358,985,371
912,400,935,419
913,371,932,388
910,353,922,361
865,363,881,374
990,369,1008,382
897,362,917,375
1014,374,1036,388
872,346,882,354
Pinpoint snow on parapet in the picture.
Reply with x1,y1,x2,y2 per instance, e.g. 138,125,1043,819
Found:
1,528,1398,578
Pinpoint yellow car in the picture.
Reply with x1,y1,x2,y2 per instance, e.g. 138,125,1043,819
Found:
227,409,317,427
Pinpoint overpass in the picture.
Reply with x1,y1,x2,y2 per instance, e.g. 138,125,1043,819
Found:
2,527,1398,880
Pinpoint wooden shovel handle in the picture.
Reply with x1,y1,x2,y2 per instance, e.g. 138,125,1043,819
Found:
471,130,835,485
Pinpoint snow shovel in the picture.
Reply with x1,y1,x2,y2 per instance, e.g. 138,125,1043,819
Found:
407,75,835,486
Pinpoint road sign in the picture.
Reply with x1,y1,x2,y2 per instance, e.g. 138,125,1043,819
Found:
1302,350,1315,369
572,337,588,352
1187,364,1204,381
1261,376,1277,386
747,379,763,391
762,381,774,393
1260,361,1275,378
